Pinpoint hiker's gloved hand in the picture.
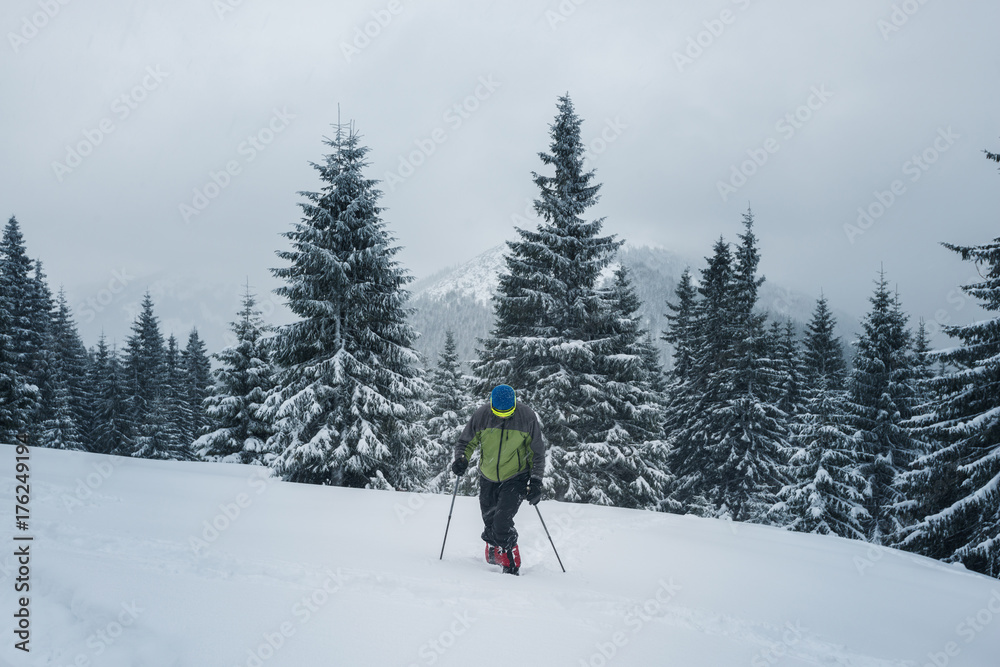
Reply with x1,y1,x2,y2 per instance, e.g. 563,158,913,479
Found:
526,477,543,505
452,456,469,476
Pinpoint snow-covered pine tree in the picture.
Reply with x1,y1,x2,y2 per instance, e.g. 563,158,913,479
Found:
124,293,191,460
196,286,276,465
0,217,42,437
777,383,868,539
54,290,90,439
28,262,58,442
423,331,477,494
777,294,866,538
132,397,189,460
766,321,787,410
711,209,788,522
38,289,90,450
669,211,788,522
161,335,190,449
667,238,736,515
475,94,622,503
0,277,20,443
774,320,807,419
893,317,942,538
264,121,427,489
639,331,667,395
890,318,940,529
182,329,212,442
660,266,698,470
898,228,1000,577
845,270,919,543
801,294,847,391
89,335,131,455
124,292,165,427
663,267,698,385
910,319,935,407
583,264,670,509
39,365,79,448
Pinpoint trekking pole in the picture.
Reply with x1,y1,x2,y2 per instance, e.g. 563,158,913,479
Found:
439,476,460,560
535,505,566,573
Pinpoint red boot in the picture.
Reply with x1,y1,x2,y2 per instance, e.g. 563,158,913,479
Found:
496,544,521,575
485,543,498,565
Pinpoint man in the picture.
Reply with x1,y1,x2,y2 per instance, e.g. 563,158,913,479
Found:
452,384,545,575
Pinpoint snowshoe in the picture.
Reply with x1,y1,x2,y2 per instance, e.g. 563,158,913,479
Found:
496,544,521,575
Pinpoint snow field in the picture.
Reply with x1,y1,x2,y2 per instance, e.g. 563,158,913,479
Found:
2,446,999,666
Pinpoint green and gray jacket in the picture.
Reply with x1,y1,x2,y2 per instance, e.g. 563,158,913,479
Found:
455,402,545,483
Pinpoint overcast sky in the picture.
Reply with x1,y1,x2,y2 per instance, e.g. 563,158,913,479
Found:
2,0,997,348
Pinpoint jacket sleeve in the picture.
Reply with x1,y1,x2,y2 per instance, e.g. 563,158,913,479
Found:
455,407,483,461
528,410,545,480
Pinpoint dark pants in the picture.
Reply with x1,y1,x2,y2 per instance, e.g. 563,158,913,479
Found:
479,471,529,550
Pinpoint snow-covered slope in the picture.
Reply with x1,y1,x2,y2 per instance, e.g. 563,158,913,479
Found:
410,246,509,306
4,446,999,666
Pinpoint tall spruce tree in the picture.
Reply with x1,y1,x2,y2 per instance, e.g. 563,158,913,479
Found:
124,293,191,459
667,238,736,515
475,94,622,503
38,368,79,449
663,268,698,384
182,329,212,442
38,289,89,450
160,336,190,450
29,261,55,434
264,121,427,489
910,319,935,410
639,332,667,395
0,217,41,437
711,209,788,521
196,286,276,464
802,294,847,391
778,386,868,539
661,267,698,449
668,212,788,521
771,320,807,419
899,228,1000,577
845,270,919,543
778,294,865,537
423,331,476,494
124,292,165,429
585,265,670,509
89,335,131,455
0,278,20,442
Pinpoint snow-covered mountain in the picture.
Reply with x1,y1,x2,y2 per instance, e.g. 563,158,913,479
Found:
408,244,858,368
410,245,509,306
6,445,998,666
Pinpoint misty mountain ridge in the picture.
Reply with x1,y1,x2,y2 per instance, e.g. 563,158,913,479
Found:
69,243,857,373
408,243,859,369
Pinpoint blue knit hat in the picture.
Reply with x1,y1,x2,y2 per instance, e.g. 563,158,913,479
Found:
491,384,516,418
